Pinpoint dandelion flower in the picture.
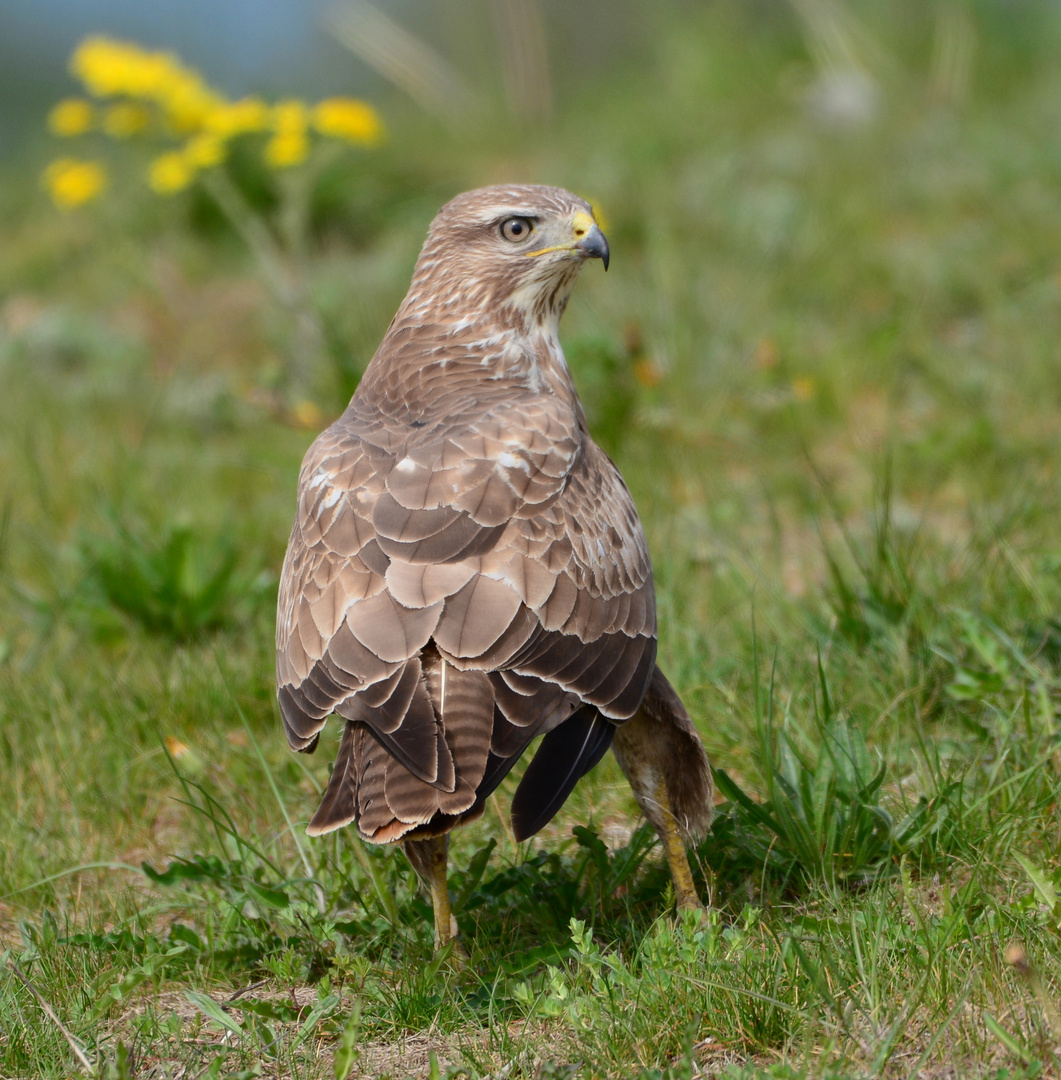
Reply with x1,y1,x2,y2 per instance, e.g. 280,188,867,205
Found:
149,151,194,194
70,36,221,133
312,97,383,145
204,97,269,138
48,98,94,136
72,36,172,99
54,36,386,201
164,72,222,133
43,158,107,209
265,129,309,168
264,100,311,167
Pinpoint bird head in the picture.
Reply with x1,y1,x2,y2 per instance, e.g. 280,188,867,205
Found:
406,184,609,334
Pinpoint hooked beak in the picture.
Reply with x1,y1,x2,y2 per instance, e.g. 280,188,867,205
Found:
574,222,610,271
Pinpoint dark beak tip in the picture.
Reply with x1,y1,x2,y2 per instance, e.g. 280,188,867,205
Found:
576,224,610,271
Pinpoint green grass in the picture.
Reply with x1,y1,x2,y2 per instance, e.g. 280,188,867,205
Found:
4,2,1061,1076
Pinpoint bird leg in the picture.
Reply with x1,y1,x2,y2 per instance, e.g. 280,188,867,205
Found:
402,834,461,951
651,777,702,911
611,666,714,911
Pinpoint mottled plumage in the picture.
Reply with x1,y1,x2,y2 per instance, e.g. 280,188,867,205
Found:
277,185,712,944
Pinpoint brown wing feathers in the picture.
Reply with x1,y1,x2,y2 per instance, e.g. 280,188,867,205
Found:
277,185,665,845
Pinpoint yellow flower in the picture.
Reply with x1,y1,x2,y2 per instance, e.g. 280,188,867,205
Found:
264,129,309,168
265,101,310,167
149,151,194,194
204,97,269,138
103,101,150,137
42,158,107,209
184,133,225,168
312,97,383,144
164,72,222,133
48,98,94,136
791,377,816,402
72,36,171,98
70,36,221,133
59,36,387,192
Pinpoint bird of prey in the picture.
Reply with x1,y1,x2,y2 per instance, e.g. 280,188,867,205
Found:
277,184,713,948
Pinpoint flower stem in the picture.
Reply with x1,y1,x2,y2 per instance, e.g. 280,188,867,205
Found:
201,167,326,406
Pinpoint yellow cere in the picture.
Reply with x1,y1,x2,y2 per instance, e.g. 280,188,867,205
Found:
43,158,107,209
525,210,601,259
571,209,597,237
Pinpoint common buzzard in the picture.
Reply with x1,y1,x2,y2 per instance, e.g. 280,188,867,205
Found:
277,185,713,947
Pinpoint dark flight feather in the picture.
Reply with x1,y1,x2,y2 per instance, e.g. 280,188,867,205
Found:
510,706,616,842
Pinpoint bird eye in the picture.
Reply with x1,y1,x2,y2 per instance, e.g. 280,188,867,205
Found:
500,217,534,242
